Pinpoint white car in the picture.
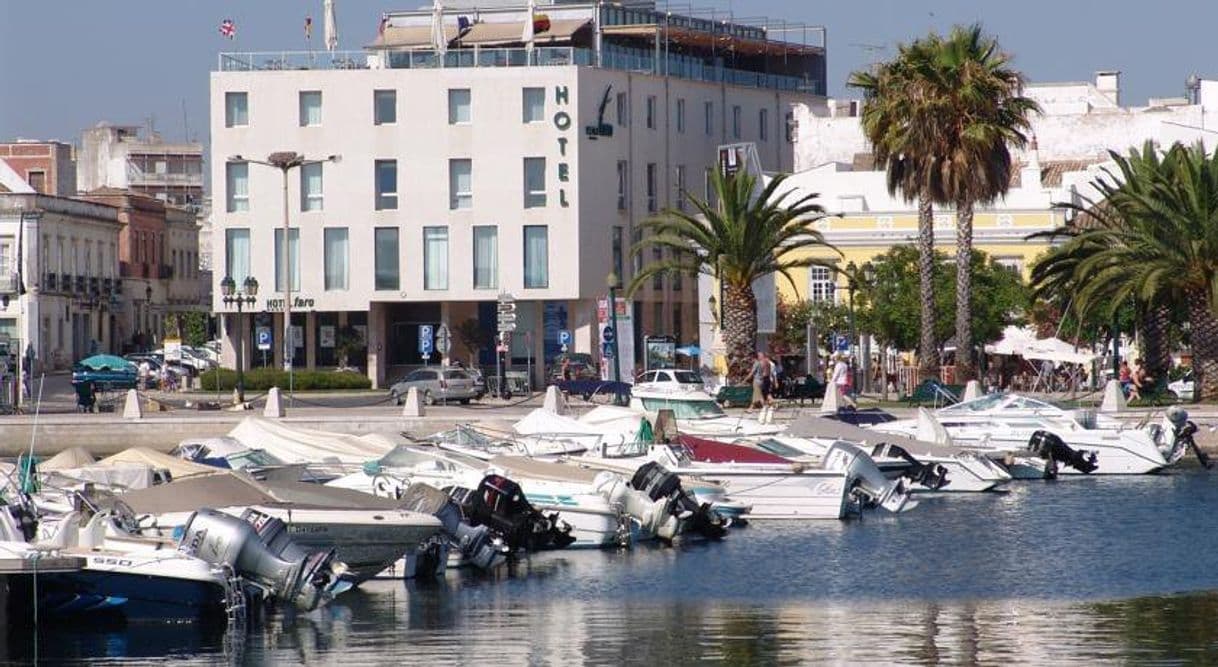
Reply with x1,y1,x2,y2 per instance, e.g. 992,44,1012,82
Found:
635,368,705,392
1169,374,1195,401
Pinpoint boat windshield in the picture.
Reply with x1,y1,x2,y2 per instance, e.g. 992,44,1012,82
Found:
227,449,284,469
640,397,725,419
672,371,703,384
379,445,437,468
750,438,807,458
941,393,1061,415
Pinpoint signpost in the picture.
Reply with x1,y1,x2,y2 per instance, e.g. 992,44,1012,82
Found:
419,324,434,364
496,294,516,398
435,323,451,365
558,329,571,353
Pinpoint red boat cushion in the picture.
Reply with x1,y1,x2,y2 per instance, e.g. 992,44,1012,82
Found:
676,434,791,464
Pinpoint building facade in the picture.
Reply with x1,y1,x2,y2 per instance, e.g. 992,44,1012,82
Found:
0,140,76,196
78,123,205,207
210,1,826,386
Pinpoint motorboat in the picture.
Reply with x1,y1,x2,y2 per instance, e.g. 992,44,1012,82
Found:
870,394,1186,476
622,386,785,438
113,470,443,584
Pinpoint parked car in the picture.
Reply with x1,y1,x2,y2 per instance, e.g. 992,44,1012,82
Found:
389,368,480,405
635,368,705,391
1169,372,1195,401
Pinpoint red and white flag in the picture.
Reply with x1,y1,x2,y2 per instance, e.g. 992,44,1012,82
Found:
305,16,313,39
219,18,236,39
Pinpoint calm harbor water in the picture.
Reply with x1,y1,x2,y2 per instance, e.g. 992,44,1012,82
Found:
9,468,1218,665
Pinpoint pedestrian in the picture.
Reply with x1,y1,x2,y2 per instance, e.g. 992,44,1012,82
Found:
1119,360,1134,398
561,356,572,382
749,351,766,410
137,360,151,391
832,353,856,409
760,353,775,406
1131,358,1149,401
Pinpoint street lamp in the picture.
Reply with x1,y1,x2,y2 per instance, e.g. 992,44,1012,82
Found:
144,284,154,352
845,261,858,392
221,274,259,403
230,152,340,380
606,272,624,405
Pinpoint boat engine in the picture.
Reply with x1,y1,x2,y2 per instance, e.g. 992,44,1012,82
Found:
823,442,914,513
873,443,951,491
592,470,679,541
448,474,576,552
1156,407,1210,468
398,482,507,572
1027,430,1098,478
178,508,348,611
628,462,727,539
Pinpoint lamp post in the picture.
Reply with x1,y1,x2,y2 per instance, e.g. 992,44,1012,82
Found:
220,275,259,403
606,272,624,406
230,152,340,382
144,284,153,352
845,261,858,393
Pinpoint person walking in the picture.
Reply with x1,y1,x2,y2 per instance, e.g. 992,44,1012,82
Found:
760,352,775,407
831,353,857,409
749,351,766,410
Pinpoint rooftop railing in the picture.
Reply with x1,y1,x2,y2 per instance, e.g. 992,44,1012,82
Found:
219,50,371,72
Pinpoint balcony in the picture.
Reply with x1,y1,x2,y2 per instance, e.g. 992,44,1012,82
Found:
44,273,57,291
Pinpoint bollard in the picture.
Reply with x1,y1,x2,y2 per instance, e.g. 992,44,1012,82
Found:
1100,379,1127,413
402,387,424,417
543,385,568,415
263,386,285,418
122,389,143,419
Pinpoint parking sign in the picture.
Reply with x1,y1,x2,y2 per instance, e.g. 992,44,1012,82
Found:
419,324,434,355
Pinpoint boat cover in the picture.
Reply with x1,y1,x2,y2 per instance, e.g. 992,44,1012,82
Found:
788,415,969,459
41,447,98,471
227,417,396,463
120,470,404,515
489,455,602,484
513,408,605,436
44,463,161,491
98,448,217,479
676,434,791,464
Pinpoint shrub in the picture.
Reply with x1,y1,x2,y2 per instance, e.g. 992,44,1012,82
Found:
197,368,371,391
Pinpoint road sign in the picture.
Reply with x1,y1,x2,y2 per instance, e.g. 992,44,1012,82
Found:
558,330,571,346
256,327,272,351
602,341,614,359
435,324,451,354
419,324,434,355
835,334,849,352
601,325,616,345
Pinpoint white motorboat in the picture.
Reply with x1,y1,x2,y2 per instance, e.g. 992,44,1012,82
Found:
870,394,1184,476
115,470,443,584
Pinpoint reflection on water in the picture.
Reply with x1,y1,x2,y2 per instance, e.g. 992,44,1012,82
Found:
11,470,1218,664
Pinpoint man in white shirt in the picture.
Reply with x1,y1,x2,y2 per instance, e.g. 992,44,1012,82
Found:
831,353,856,409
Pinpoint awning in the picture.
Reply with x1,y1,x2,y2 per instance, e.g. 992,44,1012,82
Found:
459,18,590,46
602,23,822,56
368,24,461,49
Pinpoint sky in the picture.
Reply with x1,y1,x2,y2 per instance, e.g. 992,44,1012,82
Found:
2,0,1216,146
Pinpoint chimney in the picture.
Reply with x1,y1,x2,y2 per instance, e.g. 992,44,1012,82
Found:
1095,70,1121,106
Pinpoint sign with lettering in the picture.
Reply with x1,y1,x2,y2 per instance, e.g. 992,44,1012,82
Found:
585,85,614,139
555,85,572,208
265,296,316,312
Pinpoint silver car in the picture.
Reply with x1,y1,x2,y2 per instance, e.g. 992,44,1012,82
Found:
389,368,480,405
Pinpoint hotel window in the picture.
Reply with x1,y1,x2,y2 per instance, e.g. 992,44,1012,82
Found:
808,266,836,303
225,161,248,212
373,89,396,125
299,91,322,127
472,226,498,289
273,228,301,292
449,159,472,210
704,167,717,208
616,92,629,127
616,160,628,211
225,92,248,127
675,165,687,212
524,157,546,208
523,226,548,288
612,226,624,280
448,88,471,124
759,108,769,141
224,228,250,284
704,101,713,135
675,98,685,134
374,227,399,290
732,105,741,139
423,227,449,290
646,163,658,213
646,95,657,129
323,227,349,290
652,246,663,289
522,87,545,123
300,162,324,211
375,160,398,210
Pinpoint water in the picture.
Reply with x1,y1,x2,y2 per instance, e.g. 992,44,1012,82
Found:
10,469,1218,665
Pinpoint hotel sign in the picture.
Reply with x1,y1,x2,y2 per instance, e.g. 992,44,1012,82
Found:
265,296,316,311
555,85,572,208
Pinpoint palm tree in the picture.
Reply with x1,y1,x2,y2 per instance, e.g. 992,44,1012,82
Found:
851,25,1039,383
1031,141,1218,399
628,170,838,383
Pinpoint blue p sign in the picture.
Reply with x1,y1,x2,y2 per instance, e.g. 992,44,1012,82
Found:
419,325,434,354
558,330,571,347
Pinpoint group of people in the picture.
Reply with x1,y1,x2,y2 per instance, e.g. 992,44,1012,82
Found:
1118,358,1152,401
748,351,856,410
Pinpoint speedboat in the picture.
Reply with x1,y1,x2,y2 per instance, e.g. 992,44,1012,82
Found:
870,393,1183,476
114,470,443,584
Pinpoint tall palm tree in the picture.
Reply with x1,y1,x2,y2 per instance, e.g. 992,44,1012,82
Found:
850,40,943,382
1031,141,1218,399
628,170,838,383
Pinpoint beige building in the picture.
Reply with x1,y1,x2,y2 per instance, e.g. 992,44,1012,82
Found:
210,1,826,386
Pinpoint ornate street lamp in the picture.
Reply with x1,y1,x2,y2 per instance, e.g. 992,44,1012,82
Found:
606,272,624,405
221,275,258,403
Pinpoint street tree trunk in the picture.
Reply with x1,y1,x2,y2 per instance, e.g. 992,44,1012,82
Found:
916,192,939,381
1186,290,1218,401
954,196,975,382
1139,303,1172,381
722,281,758,384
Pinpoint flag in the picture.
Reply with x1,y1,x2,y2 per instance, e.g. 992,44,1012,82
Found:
219,18,235,39
305,16,313,39
323,0,338,51
378,13,388,37
521,0,535,46
430,1,446,56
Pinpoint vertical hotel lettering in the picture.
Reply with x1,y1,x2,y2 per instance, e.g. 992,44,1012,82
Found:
554,85,571,207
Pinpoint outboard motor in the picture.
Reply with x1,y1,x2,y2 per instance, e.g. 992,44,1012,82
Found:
873,443,951,491
178,508,348,611
592,470,680,541
1027,430,1098,478
823,442,914,513
1157,407,1207,467
1171,418,1210,469
398,482,508,572
628,462,727,539
449,474,576,552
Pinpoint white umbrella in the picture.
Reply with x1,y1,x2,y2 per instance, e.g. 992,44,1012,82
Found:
430,0,447,56
323,0,338,51
521,0,535,48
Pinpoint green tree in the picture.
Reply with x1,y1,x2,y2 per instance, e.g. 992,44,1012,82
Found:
851,24,1038,382
453,318,490,366
770,298,852,356
628,170,838,383
1032,141,1218,398
334,325,365,369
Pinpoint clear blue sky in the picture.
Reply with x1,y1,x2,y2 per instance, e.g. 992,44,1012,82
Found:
2,0,1215,146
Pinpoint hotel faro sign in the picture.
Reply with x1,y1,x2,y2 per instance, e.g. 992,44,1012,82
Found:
554,85,573,208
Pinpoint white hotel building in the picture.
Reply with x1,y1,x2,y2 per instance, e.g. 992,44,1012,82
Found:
210,1,825,387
